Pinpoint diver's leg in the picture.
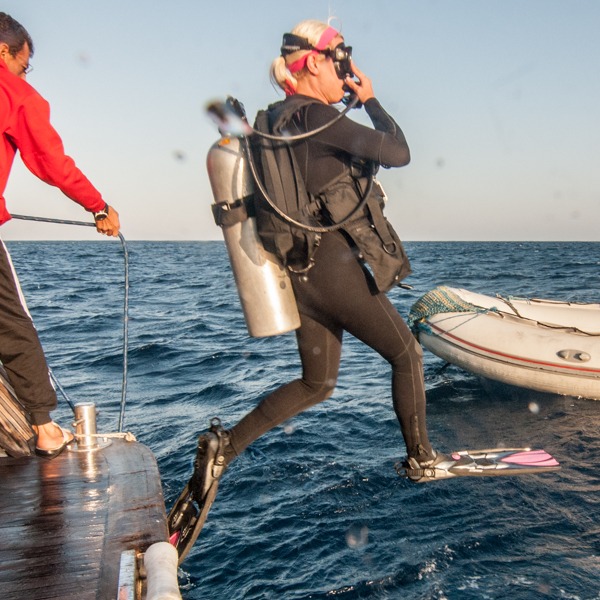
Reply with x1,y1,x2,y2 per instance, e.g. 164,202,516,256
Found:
168,315,342,561
225,313,342,462
283,232,434,461
339,291,434,462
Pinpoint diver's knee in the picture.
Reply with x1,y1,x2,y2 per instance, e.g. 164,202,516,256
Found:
389,335,423,367
321,381,336,400
304,378,336,401
413,339,424,358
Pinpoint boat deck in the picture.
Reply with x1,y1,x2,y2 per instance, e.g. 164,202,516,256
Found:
0,438,170,600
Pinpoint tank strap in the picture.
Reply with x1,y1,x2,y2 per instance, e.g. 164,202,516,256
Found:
394,462,440,480
211,195,253,227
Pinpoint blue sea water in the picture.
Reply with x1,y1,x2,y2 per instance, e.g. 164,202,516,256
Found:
7,239,600,600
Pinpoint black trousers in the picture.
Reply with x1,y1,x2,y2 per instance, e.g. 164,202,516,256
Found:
226,231,433,463
0,240,56,426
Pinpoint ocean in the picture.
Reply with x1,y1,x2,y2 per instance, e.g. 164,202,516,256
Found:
7,240,600,600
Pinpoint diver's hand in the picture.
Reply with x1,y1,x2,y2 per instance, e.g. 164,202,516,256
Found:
344,62,375,105
95,205,121,237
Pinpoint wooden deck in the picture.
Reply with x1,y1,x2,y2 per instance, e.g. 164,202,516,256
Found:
0,438,170,600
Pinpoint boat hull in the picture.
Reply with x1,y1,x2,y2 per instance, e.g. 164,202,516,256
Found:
0,438,170,599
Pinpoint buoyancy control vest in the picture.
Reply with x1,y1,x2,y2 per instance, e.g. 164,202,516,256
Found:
251,97,412,292
251,97,323,272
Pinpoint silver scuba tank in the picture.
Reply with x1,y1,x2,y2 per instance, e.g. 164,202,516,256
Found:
206,135,300,337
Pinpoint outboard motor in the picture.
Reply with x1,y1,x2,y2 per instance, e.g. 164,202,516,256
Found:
206,134,300,337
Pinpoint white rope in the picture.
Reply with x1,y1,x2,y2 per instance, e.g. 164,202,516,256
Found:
74,431,137,442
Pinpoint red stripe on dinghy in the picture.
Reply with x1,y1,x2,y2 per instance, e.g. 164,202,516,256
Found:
428,322,600,377
500,450,560,467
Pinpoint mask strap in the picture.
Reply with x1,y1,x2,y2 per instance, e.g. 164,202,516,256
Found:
286,26,339,74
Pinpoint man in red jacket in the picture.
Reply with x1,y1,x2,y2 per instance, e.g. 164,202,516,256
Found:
0,12,121,457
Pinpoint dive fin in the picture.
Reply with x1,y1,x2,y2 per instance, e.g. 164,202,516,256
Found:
396,447,560,483
167,419,229,564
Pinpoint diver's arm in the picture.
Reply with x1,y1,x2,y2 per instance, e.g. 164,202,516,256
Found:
305,102,409,167
342,62,410,166
363,98,410,167
364,99,403,138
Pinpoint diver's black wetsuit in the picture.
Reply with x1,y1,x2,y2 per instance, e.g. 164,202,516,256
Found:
225,97,433,464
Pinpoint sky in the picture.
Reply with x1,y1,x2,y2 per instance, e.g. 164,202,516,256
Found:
2,0,599,241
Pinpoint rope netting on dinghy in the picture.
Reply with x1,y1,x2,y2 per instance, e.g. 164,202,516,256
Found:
408,286,487,331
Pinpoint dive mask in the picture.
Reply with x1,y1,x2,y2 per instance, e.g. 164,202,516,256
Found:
322,43,354,80
281,32,354,79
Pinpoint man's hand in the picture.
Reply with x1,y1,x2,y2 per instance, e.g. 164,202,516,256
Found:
95,205,121,237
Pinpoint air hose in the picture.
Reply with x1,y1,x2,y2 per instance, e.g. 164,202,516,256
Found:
217,94,376,234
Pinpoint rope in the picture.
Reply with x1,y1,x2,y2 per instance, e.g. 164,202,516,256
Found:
49,368,75,412
74,431,137,442
10,214,130,432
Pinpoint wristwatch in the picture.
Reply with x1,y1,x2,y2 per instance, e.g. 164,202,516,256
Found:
93,203,110,221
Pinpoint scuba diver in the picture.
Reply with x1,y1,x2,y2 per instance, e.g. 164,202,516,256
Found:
169,18,452,561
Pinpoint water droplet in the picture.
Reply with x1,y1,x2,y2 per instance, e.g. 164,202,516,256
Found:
345,524,369,549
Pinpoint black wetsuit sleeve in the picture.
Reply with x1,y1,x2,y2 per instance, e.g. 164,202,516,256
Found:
287,95,411,192
363,98,410,167
302,98,410,169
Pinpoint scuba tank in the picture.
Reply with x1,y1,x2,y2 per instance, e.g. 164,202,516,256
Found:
206,134,300,338
205,93,370,337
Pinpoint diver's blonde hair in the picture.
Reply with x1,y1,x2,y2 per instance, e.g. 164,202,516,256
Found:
270,20,333,94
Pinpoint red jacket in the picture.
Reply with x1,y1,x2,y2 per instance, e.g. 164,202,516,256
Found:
0,60,105,225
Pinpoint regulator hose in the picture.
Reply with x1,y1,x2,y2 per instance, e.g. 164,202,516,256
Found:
230,94,375,234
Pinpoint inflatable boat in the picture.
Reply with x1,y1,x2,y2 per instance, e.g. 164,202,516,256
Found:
409,286,600,400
